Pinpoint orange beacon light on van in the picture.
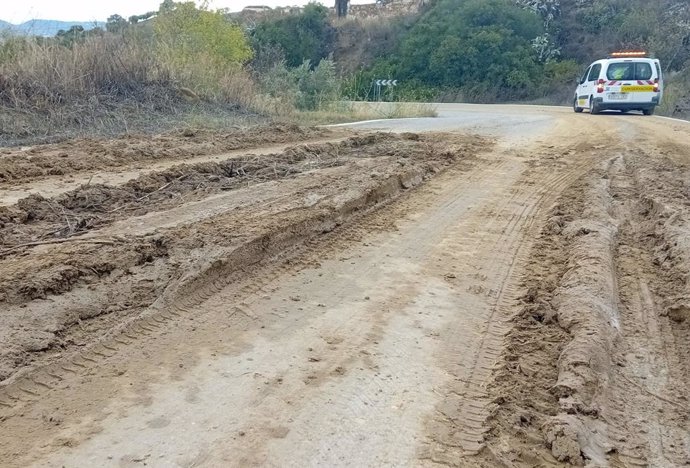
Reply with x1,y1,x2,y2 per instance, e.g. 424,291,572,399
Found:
609,51,648,58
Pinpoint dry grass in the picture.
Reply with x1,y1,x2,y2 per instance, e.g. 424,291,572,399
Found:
0,32,260,145
296,101,438,125
0,35,160,107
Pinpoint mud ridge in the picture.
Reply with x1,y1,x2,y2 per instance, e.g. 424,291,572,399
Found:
0,133,402,246
157,170,424,313
541,162,621,466
483,148,690,467
0,124,332,184
479,162,618,466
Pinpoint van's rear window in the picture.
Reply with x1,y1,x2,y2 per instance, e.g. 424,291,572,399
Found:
606,62,653,80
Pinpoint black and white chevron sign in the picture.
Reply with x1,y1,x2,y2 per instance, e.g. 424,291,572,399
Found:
375,79,398,86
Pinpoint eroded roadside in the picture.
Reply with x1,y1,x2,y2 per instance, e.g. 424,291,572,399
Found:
480,120,690,467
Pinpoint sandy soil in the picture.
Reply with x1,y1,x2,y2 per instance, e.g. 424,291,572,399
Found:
0,108,688,467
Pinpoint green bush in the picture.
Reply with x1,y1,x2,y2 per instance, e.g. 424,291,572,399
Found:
259,59,340,111
154,1,252,68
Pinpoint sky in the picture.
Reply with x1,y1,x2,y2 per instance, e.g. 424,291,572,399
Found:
1,0,373,24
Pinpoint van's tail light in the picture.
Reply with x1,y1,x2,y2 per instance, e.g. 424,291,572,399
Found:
597,79,605,93
653,78,660,92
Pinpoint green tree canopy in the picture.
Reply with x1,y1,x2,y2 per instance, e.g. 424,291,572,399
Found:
106,14,129,33
251,3,335,68
388,0,543,98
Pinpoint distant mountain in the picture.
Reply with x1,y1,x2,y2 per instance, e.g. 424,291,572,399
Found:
0,19,105,37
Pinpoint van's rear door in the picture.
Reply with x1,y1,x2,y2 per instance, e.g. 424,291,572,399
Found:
604,60,656,104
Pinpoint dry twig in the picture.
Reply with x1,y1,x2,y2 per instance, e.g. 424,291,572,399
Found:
0,238,118,257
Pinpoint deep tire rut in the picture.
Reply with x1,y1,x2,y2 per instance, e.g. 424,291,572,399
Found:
0,170,427,414
421,157,599,464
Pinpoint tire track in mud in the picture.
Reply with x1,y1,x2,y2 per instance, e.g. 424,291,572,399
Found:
253,160,515,461
0,144,501,466
605,152,690,468
480,136,690,468
0,147,462,416
420,155,601,464
0,141,497,467
159,146,601,465
0,134,486,394
0,183,403,409
151,154,518,465
1,126,631,467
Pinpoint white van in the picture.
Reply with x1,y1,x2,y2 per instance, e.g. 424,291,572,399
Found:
574,52,663,115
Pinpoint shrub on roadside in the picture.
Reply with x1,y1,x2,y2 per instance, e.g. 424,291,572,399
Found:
259,59,340,112
154,2,252,68
659,68,690,117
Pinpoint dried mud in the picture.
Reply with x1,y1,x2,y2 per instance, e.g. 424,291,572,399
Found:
482,132,690,467
2,112,689,467
0,124,330,185
0,133,400,245
0,130,488,385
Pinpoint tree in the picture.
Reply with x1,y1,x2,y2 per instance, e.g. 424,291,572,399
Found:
56,25,86,46
106,14,128,33
393,0,542,97
336,0,350,18
252,3,334,68
159,0,176,13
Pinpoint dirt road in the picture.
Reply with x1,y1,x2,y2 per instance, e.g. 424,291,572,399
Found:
0,106,688,467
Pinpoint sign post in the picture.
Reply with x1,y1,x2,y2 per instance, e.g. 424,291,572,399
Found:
373,79,398,101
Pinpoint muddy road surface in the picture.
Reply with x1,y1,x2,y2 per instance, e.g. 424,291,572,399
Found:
0,107,689,467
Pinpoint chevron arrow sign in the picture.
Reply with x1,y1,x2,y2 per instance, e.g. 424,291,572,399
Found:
375,79,398,86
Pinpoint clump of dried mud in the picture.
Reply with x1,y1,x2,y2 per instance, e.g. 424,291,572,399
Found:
479,177,588,466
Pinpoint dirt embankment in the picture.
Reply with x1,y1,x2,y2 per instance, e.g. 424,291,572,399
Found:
481,137,690,466
0,130,490,387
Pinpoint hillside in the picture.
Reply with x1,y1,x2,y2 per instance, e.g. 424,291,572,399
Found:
323,0,690,113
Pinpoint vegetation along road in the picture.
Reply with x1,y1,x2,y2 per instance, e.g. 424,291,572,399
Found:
1,105,689,467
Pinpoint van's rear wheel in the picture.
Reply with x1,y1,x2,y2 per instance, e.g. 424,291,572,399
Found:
573,97,583,113
643,107,655,116
589,97,600,115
